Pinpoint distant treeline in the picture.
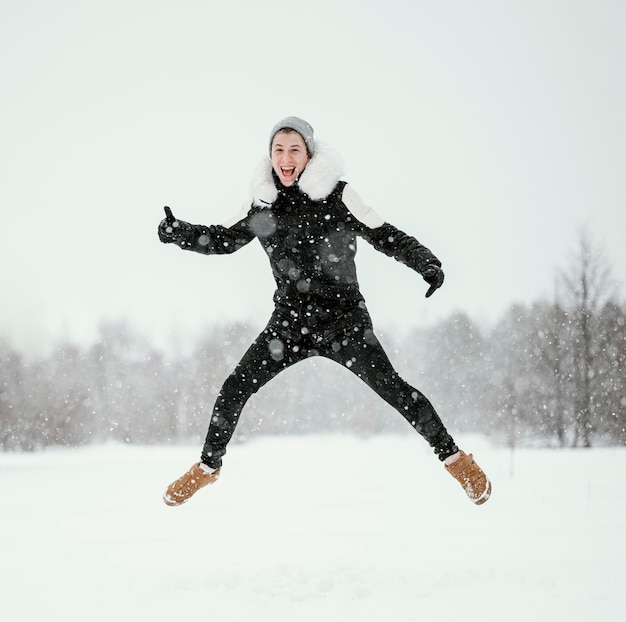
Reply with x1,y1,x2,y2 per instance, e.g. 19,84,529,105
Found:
1,233,624,451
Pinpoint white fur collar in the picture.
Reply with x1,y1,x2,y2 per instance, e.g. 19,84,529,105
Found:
250,141,345,207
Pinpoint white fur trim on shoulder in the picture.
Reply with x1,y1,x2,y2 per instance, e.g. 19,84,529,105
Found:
341,184,385,229
250,140,345,206
250,159,278,207
298,141,345,200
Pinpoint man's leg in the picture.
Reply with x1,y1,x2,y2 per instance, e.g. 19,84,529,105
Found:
201,320,304,468
163,316,304,506
321,318,491,503
322,321,458,461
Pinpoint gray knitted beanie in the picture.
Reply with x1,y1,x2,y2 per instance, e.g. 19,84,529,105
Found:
269,116,315,156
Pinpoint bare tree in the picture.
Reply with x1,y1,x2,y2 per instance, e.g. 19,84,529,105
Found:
560,229,615,447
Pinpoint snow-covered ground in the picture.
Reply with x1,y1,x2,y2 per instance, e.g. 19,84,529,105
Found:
1,434,624,621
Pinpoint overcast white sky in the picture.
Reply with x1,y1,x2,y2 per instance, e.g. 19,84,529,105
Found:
1,0,625,356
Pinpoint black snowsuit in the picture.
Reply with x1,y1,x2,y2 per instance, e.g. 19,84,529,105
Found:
160,149,458,468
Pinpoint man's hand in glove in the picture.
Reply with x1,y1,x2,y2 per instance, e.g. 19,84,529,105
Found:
423,264,445,298
158,206,190,244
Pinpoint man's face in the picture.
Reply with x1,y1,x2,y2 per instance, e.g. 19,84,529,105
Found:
271,131,310,187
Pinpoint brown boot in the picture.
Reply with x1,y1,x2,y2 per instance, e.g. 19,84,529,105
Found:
163,463,220,506
445,451,491,505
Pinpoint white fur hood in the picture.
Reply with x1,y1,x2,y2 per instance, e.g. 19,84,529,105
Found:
250,141,345,207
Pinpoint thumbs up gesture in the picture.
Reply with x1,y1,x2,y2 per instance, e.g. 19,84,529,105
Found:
158,206,182,243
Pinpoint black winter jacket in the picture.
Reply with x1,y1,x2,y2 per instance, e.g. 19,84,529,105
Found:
165,143,441,312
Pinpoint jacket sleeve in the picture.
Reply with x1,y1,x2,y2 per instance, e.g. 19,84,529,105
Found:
169,204,256,255
360,222,442,275
340,184,442,275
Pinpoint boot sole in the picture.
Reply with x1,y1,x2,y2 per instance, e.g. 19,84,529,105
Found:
163,493,187,507
473,478,492,505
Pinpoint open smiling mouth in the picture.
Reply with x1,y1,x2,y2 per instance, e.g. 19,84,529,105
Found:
281,166,296,180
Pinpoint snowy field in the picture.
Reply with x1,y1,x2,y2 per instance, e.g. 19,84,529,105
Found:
1,434,624,622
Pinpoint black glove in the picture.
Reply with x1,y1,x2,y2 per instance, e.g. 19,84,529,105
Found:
158,206,191,244
423,264,444,298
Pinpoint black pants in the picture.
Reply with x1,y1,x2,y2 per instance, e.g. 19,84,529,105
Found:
201,302,458,468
